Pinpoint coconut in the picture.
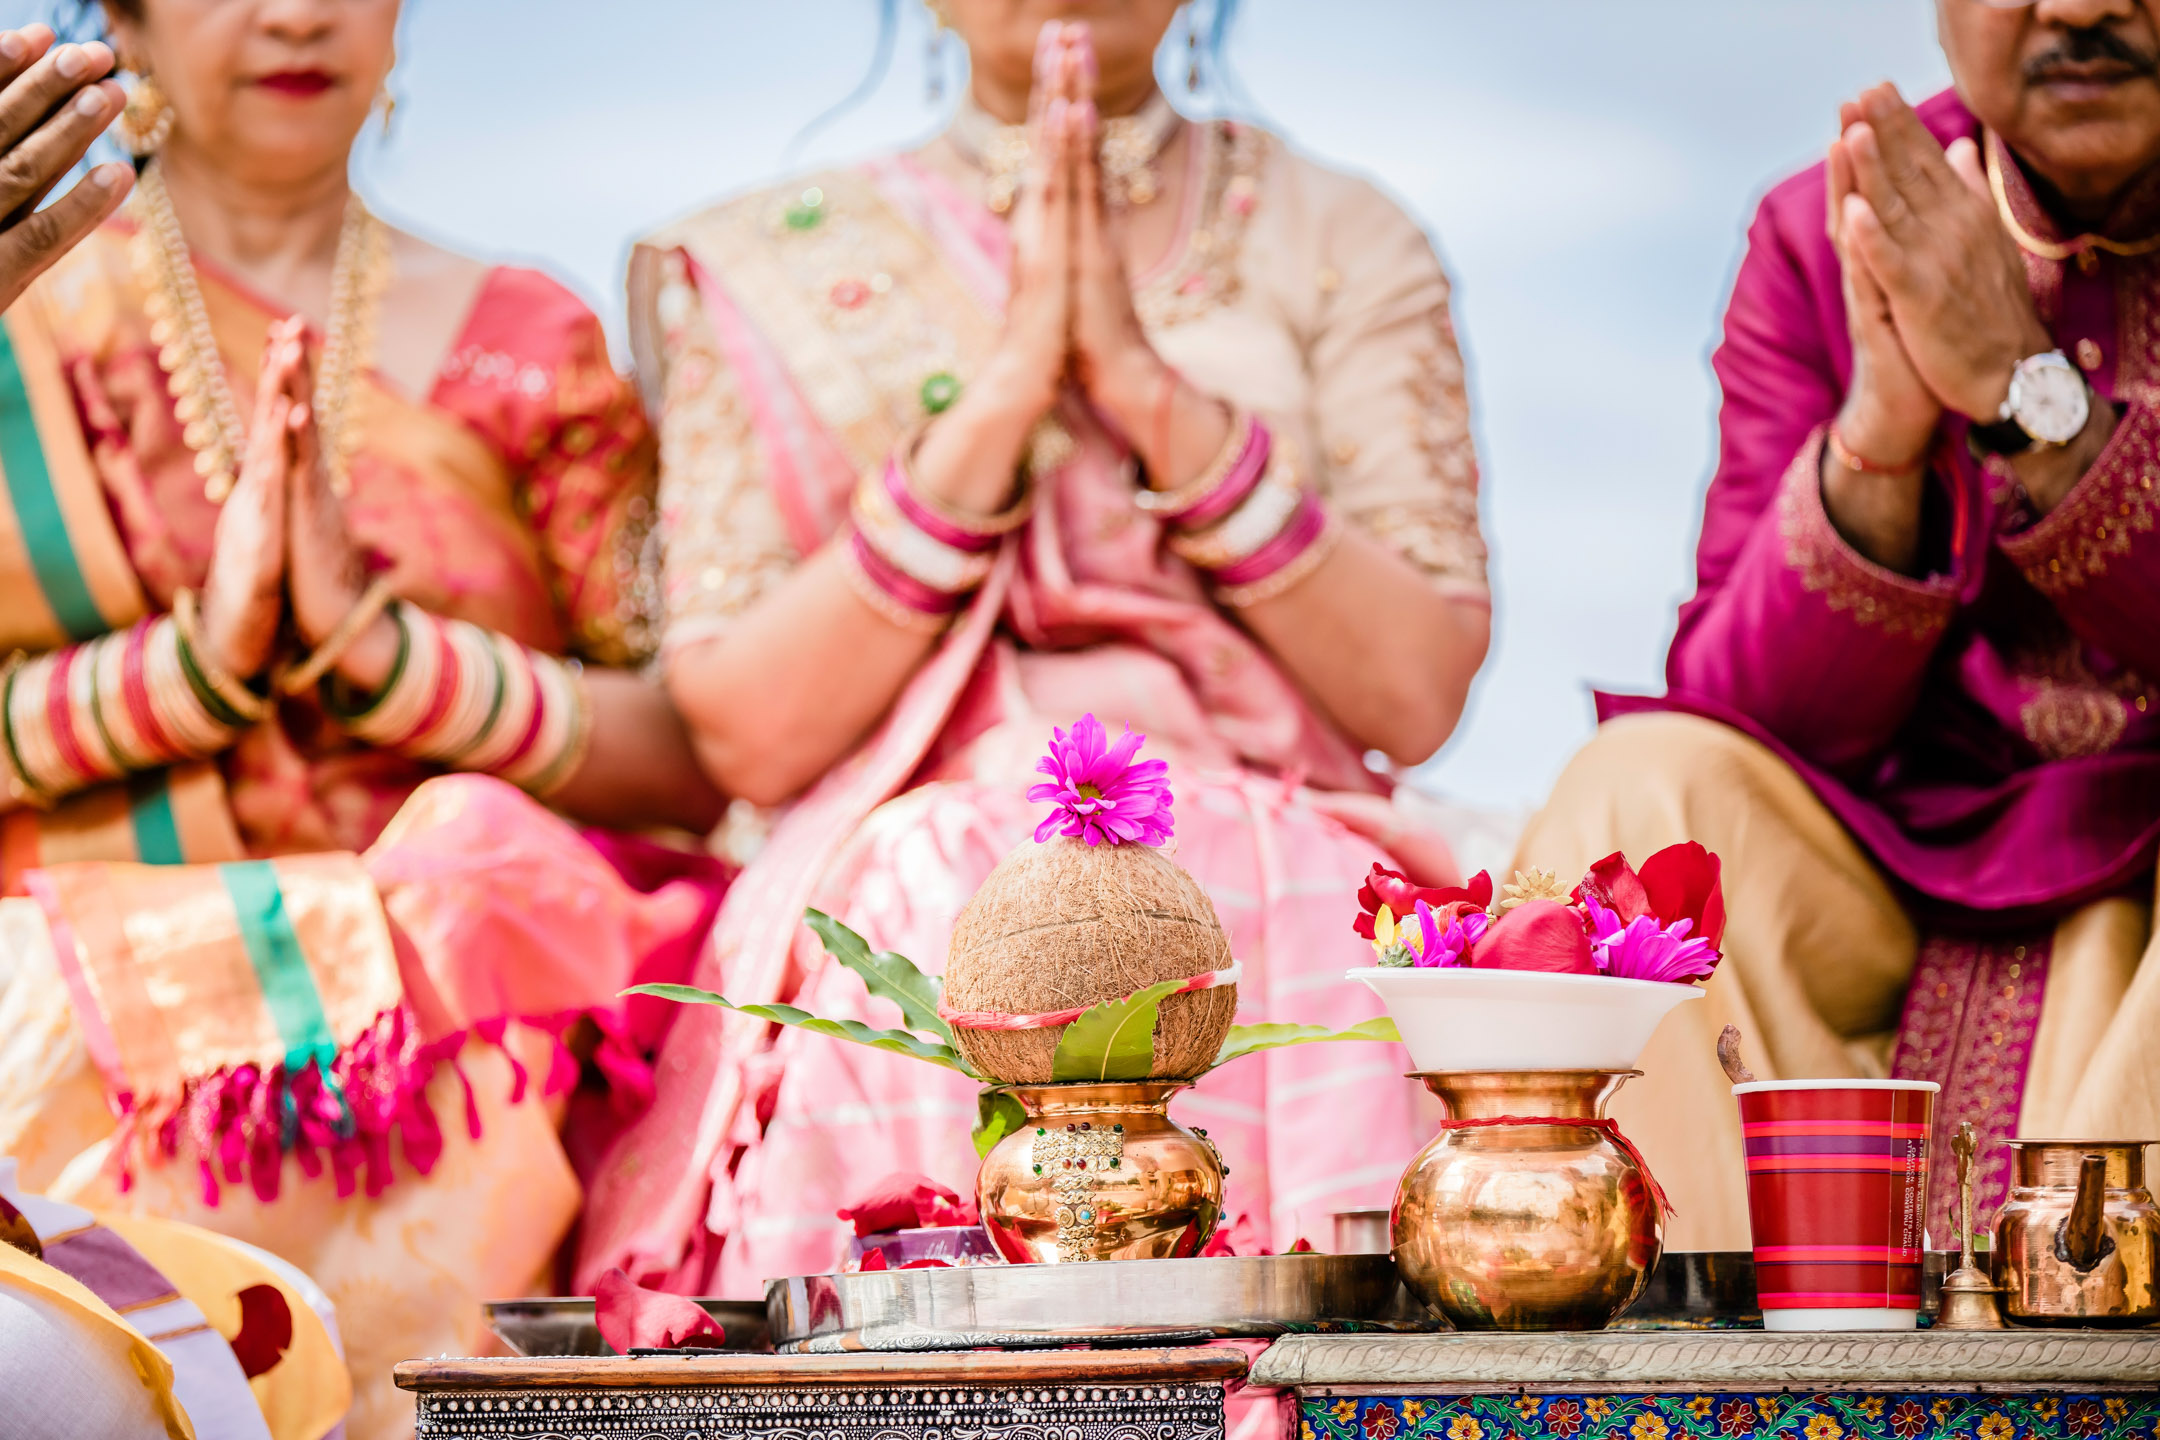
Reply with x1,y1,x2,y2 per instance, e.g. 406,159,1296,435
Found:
945,836,1236,1084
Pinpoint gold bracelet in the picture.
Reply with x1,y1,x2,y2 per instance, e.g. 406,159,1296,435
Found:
280,576,398,695
171,589,272,725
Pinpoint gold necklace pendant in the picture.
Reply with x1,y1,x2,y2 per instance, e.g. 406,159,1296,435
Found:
131,160,392,502
950,90,1183,215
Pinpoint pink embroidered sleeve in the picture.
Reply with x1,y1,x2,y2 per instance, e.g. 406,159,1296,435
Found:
1996,398,2160,678
433,267,661,667
1664,179,1960,772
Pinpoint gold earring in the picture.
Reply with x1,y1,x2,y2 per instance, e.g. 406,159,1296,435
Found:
374,47,398,136
925,10,946,105
1186,7,1203,93
119,72,172,157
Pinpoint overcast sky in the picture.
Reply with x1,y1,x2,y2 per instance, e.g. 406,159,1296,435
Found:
20,0,1955,812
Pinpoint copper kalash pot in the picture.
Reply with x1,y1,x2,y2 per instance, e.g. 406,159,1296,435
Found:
1995,1139,2160,1325
976,1081,1225,1262
1392,1070,1664,1329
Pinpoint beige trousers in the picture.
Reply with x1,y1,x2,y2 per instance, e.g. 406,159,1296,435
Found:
1513,712,2160,1250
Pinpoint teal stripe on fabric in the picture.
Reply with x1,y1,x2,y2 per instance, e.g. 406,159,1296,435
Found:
126,771,183,865
218,860,336,1072
0,322,102,641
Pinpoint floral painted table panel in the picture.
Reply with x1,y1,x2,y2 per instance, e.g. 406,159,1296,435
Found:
1273,1333,2160,1440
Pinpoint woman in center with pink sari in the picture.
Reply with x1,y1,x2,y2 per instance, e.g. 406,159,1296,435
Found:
582,1,1492,1293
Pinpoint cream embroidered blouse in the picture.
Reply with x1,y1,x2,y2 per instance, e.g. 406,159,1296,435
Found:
638,119,1488,657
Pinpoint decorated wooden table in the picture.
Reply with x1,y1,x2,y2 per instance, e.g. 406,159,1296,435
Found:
394,1346,1248,1440
1253,1332,2160,1440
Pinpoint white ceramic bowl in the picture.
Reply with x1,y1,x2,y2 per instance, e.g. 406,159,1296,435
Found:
1350,965,1704,1072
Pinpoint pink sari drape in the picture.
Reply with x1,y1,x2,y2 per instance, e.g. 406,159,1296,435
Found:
578,156,1449,1293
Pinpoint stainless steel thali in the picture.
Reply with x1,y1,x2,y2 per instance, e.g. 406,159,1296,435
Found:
766,1253,1429,1352
485,1298,772,1356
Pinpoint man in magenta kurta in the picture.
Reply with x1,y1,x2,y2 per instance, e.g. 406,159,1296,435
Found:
1521,0,2160,1245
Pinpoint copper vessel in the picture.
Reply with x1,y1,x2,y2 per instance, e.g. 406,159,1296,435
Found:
1995,1139,2159,1326
976,1081,1224,1263
1392,1070,1663,1330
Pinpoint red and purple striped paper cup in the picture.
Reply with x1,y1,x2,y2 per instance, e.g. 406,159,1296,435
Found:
1733,1079,1938,1331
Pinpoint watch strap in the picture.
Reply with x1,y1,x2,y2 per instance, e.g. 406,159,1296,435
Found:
1966,414,2035,457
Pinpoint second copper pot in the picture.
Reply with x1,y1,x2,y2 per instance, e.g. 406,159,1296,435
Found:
1392,1069,1663,1330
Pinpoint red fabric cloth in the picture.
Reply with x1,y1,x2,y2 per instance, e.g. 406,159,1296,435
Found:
836,1173,976,1236
593,1267,726,1352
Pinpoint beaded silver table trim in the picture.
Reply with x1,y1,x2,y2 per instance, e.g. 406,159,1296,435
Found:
414,1380,1228,1440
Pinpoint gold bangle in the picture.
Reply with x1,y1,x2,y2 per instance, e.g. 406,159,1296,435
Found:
171,589,272,725
280,576,398,695
1214,508,1342,609
894,425,1036,539
0,651,53,810
1134,407,1254,515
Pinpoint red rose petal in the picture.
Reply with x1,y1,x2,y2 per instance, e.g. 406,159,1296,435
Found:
1468,900,1597,975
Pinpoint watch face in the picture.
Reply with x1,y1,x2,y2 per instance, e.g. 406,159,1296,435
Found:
2010,354,2090,447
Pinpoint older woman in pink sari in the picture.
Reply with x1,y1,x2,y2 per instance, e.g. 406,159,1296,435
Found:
582,3,1492,1294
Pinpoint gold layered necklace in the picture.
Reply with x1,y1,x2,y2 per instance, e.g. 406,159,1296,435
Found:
948,88,1183,215
131,159,392,502
1986,132,2160,265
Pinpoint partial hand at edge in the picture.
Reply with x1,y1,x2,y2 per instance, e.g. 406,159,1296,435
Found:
0,27,132,314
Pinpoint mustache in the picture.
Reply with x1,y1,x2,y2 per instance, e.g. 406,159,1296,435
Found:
2026,25,2160,81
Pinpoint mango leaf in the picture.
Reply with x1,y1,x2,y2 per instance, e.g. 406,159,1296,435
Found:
1050,978,1188,1083
802,909,952,1045
972,1088,1028,1158
1213,1015,1401,1069
623,983,980,1076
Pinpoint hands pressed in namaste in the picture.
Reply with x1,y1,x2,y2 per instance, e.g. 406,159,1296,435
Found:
1824,84,2115,567
0,27,133,315
919,20,1229,519
197,316,394,691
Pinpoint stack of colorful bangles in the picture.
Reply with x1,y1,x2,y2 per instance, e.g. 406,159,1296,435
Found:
843,447,1033,632
324,600,594,798
1141,410,1335,607
0,587,594,812
0,593,267,809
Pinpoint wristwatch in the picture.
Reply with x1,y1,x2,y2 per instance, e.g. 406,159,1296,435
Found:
1967,350,2091,457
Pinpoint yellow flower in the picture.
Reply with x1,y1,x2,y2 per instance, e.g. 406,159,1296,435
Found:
1760,1401,1782,1423
1977,1414,2015,1440
1632,1414,1670,1440
1859,1400,1885,1422
1499,867,1570,912
1334,1401,1359,1423
1932,1401,1957,1425
1688,1399,1715,1421
2034,1401,2060,1423
1403,1403,1426,1424
1449,1416,1483,1440
1587,1401,1614,1423
2107,1400,2130,1422
1517,1398,1544,1420
1804,1416,1843,1440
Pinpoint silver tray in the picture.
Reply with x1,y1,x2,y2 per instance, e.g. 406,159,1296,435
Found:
765,1253,1429,1352
484,1297,772,1356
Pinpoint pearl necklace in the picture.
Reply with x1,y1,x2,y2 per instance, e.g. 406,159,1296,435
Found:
948,89,1183,215
131,159,391,502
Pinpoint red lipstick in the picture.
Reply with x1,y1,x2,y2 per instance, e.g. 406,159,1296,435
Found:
255,70,335,97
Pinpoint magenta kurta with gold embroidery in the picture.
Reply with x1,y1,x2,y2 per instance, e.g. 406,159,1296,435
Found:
1603,89,2160,929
